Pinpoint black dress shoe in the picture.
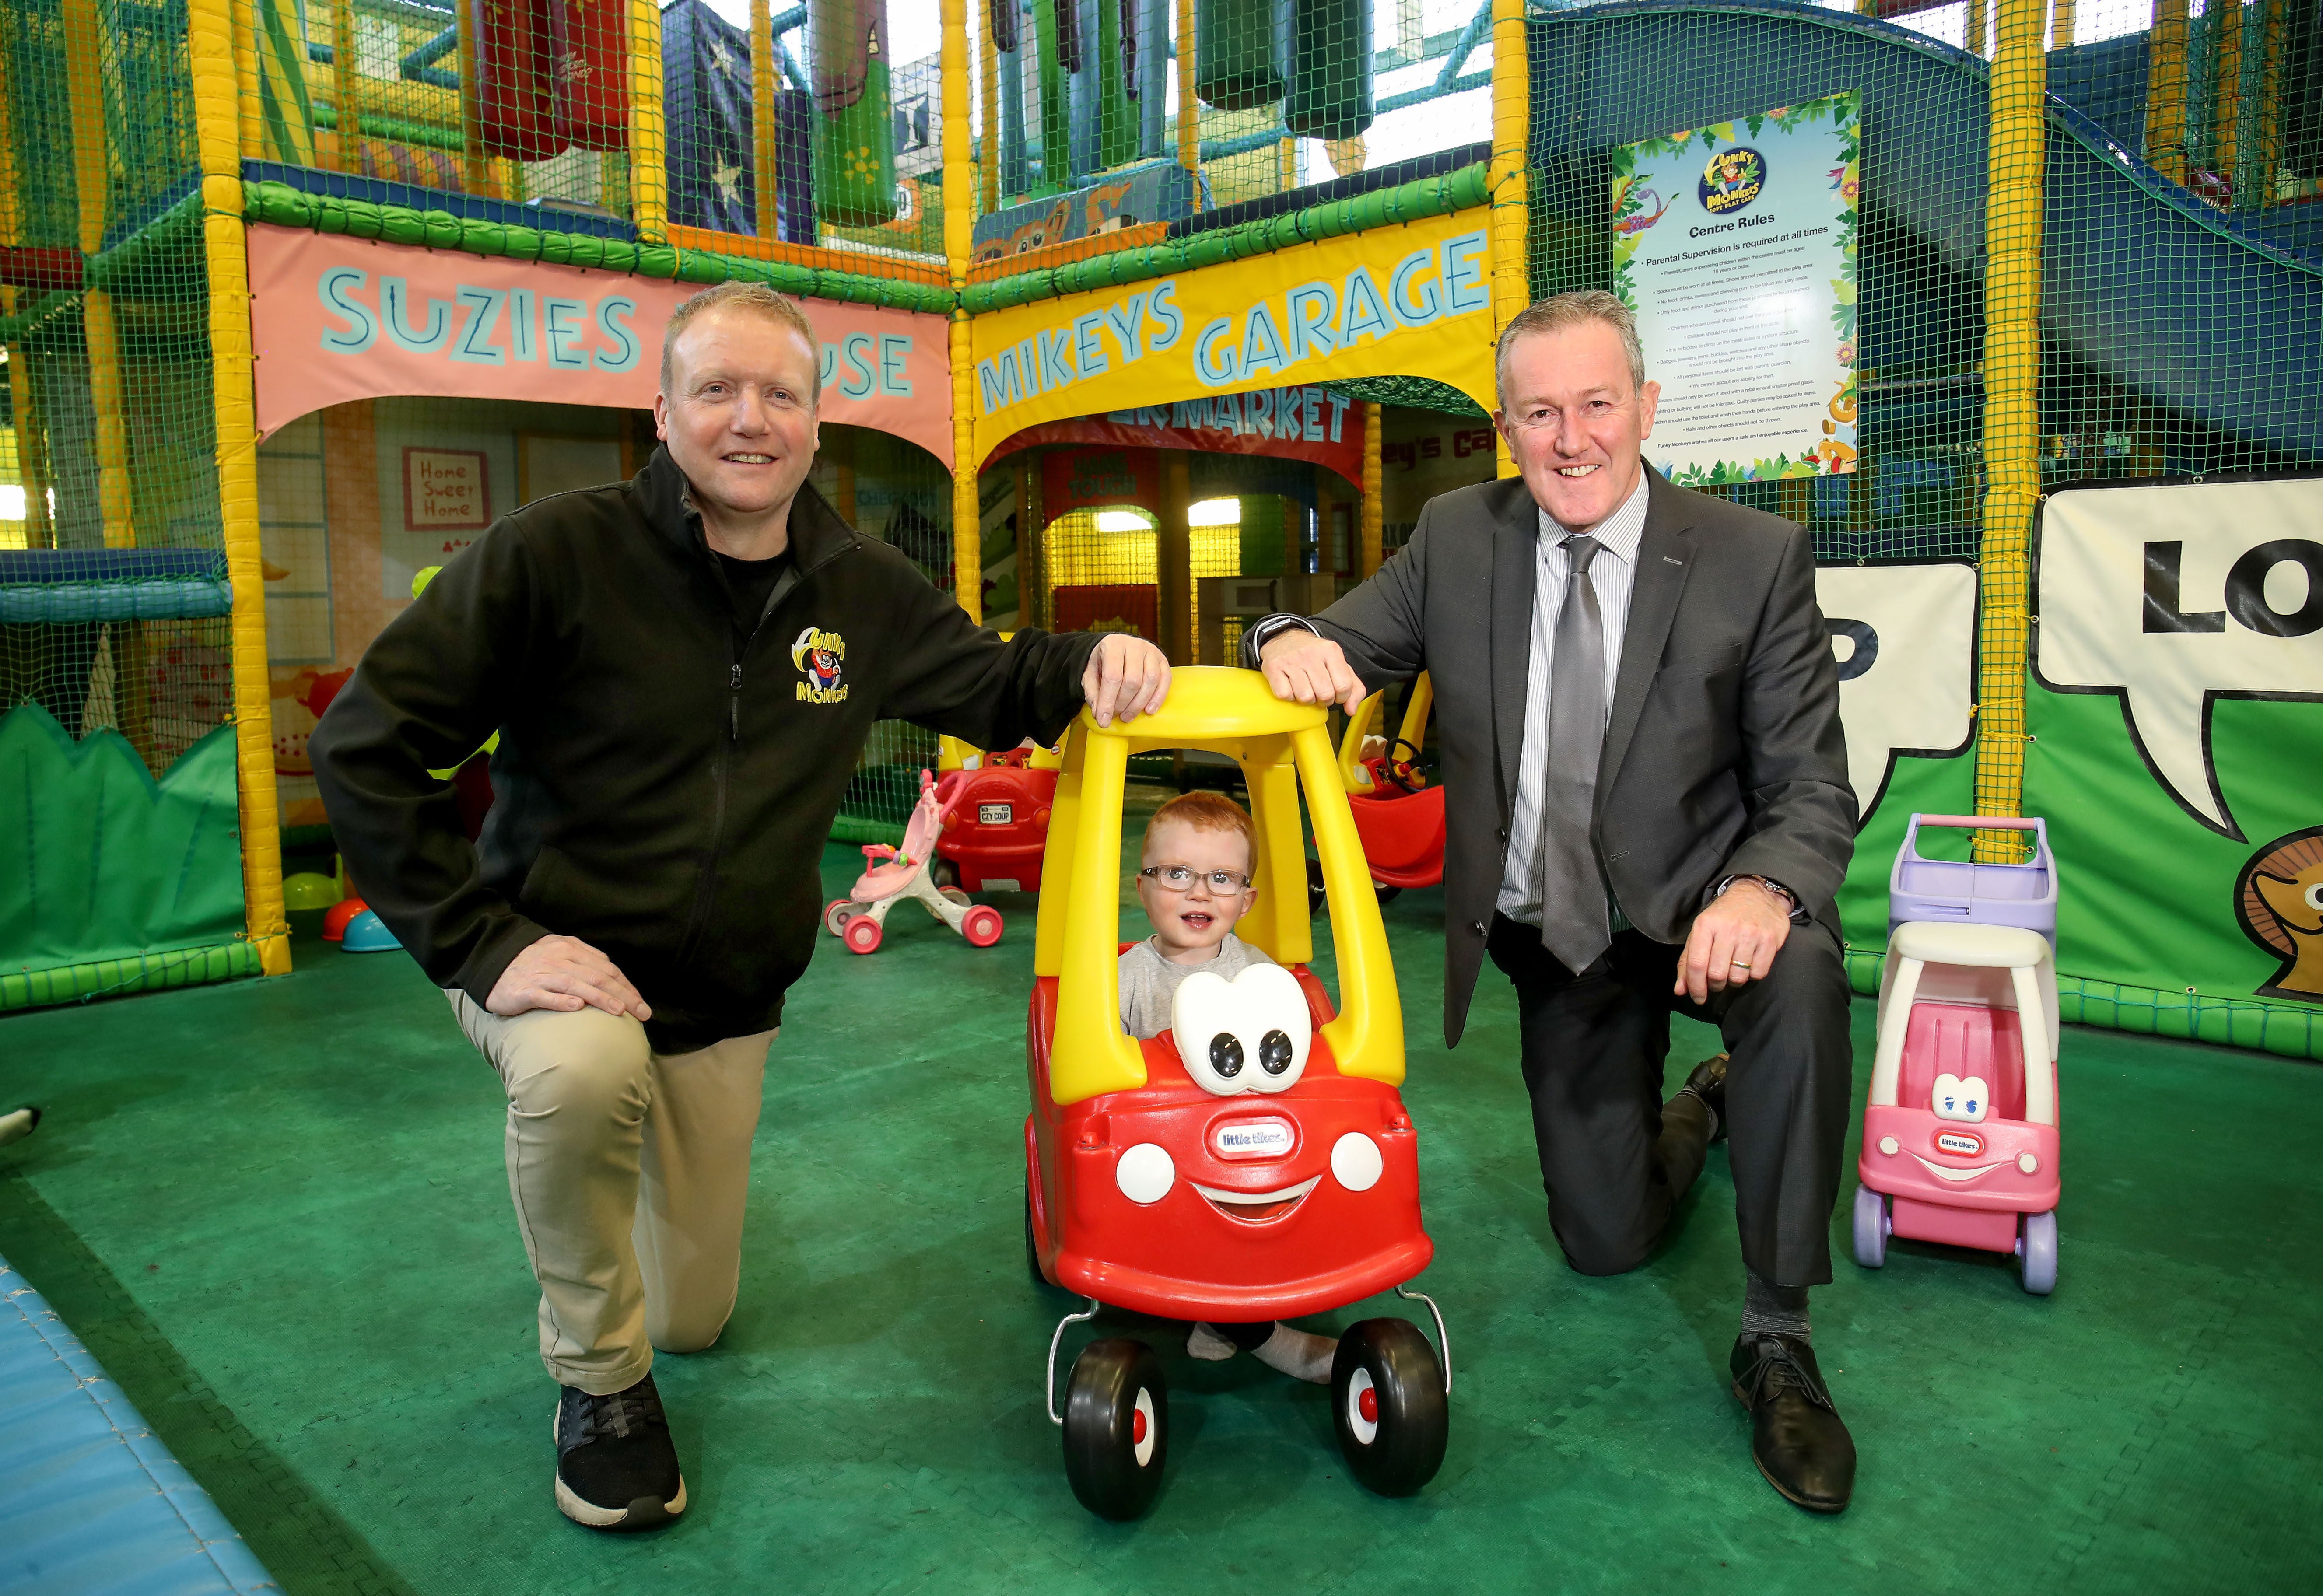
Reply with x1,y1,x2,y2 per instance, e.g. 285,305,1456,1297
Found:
1730,1333,1856,1513
1683,1053,1730,1143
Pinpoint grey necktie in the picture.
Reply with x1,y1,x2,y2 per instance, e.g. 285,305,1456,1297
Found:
1535,534,1611,973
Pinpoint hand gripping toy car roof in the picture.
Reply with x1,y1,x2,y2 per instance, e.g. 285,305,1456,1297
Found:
1024,668,1449,1521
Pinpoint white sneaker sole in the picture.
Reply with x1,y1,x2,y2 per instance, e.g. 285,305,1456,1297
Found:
553,1406,687,1529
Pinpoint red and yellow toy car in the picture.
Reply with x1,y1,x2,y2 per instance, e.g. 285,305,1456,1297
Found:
933,743,1059,895
1311,676,1444,912
1024,668,1450,1520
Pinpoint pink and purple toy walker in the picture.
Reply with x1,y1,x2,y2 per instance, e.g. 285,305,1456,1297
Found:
1855,816,2062,1294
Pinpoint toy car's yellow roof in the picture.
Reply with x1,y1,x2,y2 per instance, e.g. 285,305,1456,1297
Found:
1076,666,1332,750
1035,668,1404,1106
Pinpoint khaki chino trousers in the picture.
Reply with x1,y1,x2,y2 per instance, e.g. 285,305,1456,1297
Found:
450,992,774,1394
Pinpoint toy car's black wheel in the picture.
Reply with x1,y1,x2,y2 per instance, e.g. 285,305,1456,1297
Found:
1306,858,1328,916
932,856,961,891
1331,1319,1447,1497
1062,1338,1168,1521
1375,884,1402,905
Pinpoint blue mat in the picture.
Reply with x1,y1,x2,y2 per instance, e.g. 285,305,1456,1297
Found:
0,1253,278,1595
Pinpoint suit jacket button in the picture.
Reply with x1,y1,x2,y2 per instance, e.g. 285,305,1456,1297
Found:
1471,920,1486,935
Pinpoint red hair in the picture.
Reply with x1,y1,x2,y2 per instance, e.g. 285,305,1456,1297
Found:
1142,791,1255,868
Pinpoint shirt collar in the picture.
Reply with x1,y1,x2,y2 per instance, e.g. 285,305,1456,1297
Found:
1536,465,1651,565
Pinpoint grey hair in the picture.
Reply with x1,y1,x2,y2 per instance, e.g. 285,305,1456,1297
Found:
660,280,822,402
1493,290,1647,406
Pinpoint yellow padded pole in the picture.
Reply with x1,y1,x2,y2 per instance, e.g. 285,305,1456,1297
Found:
628,0,670,243
84,294,136,550
63,0,135,553
2215,0,2245,183
944,0,981,621
233,0,265,159
1973,0,2048,860
189,0,292,975
1360,401,1382,578
1175,0,1198,192
0,36,49,553
1488,0,1529,479
2147,0,2190,186
978,0,1001,214
63,0,106,256
2053,0,2074,47
454,0,491,193
333,0,364,168
2253,0,2288,209
753,0,780,237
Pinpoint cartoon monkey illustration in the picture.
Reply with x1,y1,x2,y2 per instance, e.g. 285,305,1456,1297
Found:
2236,827,2323,1000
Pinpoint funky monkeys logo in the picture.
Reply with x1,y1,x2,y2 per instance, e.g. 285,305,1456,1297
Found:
791,626,849,704
1699,147,1766,215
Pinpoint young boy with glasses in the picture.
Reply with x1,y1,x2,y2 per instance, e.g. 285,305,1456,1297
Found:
1118,791,1337,1383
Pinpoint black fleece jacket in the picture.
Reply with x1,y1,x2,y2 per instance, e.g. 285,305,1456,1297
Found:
310,445,1100,1050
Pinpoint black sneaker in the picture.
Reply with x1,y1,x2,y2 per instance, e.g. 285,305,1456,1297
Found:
553,1375,687,1530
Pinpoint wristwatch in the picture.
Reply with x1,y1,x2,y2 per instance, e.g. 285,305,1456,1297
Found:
1714,873,1806,921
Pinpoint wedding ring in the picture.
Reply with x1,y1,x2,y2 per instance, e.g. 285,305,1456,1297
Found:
1731,960,1751,971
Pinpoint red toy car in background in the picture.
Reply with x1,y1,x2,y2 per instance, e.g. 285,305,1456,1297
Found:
934,746,1058,894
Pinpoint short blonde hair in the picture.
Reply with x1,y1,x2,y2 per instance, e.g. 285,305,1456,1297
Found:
1143,791,1256,871
1494,289,1646,406
660,281,821,402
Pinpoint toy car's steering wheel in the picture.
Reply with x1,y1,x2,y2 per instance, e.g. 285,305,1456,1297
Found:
1383,738,1429,794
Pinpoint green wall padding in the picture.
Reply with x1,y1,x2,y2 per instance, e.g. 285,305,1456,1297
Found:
0,706,248,988
1,942,261,1012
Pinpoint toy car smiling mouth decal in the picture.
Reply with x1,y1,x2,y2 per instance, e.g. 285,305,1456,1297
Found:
1173,964,1312,1097
1190,1175,1321,1223
1907,1153,2006,1183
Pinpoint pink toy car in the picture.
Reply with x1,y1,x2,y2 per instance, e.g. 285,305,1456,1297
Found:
823,770,1003,954
1853,920,2061,1294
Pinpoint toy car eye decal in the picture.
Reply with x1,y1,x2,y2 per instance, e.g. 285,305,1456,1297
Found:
1173,965,1313,1098
1931,1071,1991,1124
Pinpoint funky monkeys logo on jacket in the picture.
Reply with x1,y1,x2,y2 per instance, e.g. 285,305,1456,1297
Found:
791,626,849,704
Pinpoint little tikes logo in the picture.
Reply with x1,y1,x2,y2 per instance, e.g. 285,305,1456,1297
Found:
790,626,849,704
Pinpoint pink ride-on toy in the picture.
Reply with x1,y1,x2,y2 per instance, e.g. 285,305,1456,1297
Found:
1856,816,2063,1294
823,770,1004,955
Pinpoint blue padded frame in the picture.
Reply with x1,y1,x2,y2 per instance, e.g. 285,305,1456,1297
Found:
0,1253,279,1595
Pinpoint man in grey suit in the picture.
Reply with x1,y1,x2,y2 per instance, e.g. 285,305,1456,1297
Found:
1247,290,1860,1512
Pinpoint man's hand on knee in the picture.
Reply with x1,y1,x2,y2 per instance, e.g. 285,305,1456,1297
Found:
1675,881,1793,1005
1258,630,1367,714
487,934,652,1021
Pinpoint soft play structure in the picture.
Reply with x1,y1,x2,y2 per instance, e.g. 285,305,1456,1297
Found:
1,1247,278,1591
1,0,2317,1082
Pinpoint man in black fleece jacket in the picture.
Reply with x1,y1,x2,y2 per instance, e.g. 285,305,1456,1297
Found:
311,283,1169,1531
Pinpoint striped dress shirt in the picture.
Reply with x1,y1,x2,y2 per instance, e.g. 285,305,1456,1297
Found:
1494,467,1651,928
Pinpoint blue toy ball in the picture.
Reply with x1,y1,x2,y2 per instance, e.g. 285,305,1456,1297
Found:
340,910,402,953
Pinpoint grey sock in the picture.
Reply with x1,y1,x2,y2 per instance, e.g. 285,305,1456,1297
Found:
1740,1271,1811,1343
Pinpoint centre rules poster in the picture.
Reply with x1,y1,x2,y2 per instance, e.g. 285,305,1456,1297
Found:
1612,91,1861,486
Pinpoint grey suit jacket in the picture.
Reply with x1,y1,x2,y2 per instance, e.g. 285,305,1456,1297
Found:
1254,469,1855,1046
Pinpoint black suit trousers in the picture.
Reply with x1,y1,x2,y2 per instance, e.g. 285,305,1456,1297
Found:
1486,914,1854,1287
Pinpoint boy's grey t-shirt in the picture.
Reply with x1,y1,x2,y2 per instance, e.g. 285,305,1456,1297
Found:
1118,934,1277,1040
